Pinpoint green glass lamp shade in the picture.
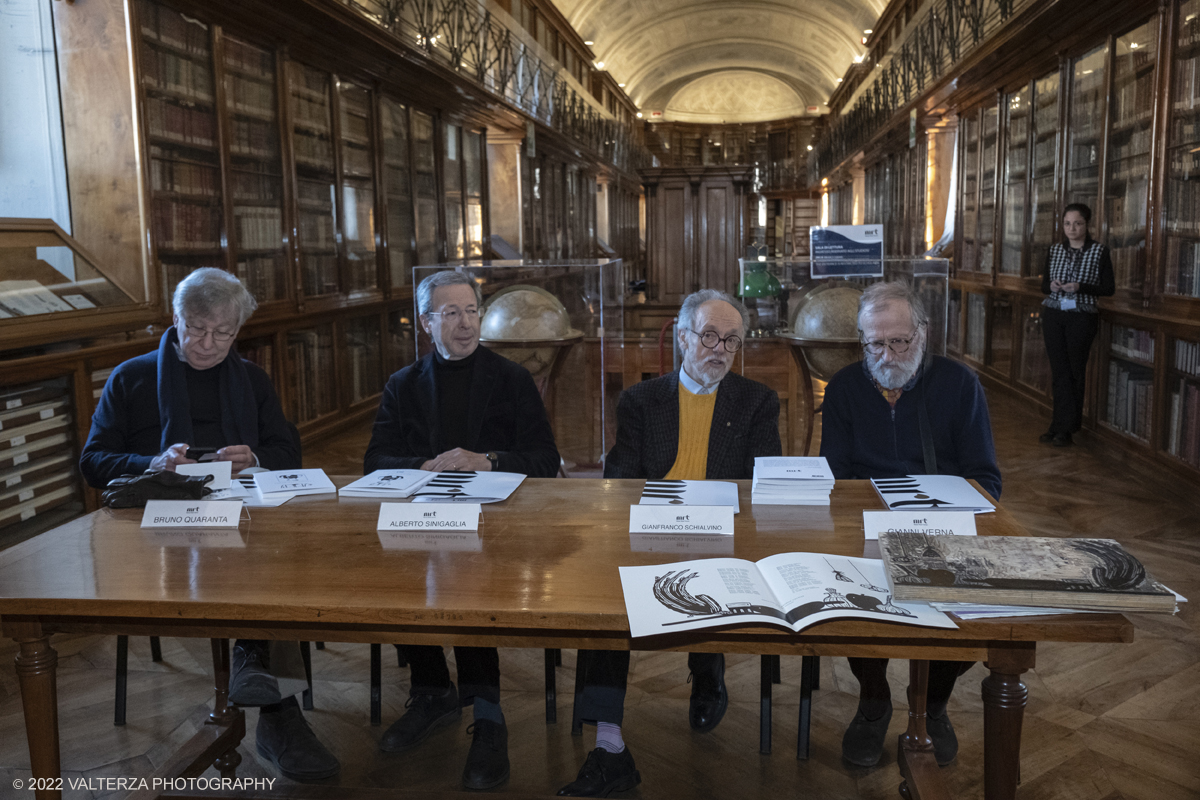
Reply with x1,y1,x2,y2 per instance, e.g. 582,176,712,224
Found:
738,263,782,298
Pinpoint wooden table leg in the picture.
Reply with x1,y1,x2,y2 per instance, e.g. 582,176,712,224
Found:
897,660,949,800
14,632,61,800
983,644,1035,800
209,638,235,725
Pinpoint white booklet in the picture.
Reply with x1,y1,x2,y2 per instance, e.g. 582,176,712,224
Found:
619,553,955,638
752,456,835,484
639,479,740,512
253,468,336,498
410,471,526,503
870,475,995,513
339,469,438,498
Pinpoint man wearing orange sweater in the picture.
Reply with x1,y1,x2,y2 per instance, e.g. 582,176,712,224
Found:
558,289,781,797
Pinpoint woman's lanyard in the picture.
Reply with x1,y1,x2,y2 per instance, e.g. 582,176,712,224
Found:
1059,245,1084,310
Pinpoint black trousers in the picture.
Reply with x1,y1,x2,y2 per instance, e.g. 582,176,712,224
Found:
401,644,501,705
1041,306,1100,436
574,649,721,725
848,657,972,712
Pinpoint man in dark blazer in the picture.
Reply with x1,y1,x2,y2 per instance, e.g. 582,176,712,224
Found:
558,289,781,797
364,270,559,791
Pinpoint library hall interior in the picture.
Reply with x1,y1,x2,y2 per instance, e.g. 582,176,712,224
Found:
1,0,1199,797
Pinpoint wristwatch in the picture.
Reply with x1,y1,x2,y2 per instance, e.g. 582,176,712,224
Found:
485,451,499,471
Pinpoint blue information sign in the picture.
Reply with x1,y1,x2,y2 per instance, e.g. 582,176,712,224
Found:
810,225,885,278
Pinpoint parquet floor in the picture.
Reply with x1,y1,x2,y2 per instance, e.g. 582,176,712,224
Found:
1,388,1197,800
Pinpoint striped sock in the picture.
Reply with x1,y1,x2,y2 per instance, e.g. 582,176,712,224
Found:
595,721,625,753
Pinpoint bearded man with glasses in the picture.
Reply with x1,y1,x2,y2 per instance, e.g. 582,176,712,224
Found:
820,280,1001,771
364,269,559,790
80,268,337,783
558,289,781,797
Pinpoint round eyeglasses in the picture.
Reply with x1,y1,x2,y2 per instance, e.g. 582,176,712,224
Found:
861,334,918,356
683,328,743,353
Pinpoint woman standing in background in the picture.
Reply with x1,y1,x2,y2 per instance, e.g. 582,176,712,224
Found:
1040,203,1116,446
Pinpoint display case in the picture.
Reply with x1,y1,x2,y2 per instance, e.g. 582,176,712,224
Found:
411,260,625,468
1103,322,1155,442
1017,304,1051,398
1029,70,1061,277
1165,335,1200,467
1000,87,1030,275
1066,44,1107,213
0,219,148,349
734,258,950,356
959,112,981,272
1164,0,1200,299
978,106,999,273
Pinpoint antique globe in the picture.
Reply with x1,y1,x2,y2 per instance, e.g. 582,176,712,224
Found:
787,282,864,381
479,285,584,381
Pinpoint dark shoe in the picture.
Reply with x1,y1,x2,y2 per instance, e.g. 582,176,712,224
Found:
229,641,281,707
926,711,958,766
1038,431,1056,444
842,704,893,767
256,698,340,781
462,719,509,790
379,683,461,752
688,654,728,732
557,747,642,797
1052,433,1073,447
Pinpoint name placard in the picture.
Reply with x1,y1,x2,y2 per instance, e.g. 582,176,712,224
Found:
176,460,233,490
862,510,977,541
141,500,243,528
377,502,480,531
628,505,734,536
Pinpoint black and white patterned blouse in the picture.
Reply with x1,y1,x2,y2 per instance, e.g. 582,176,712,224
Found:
1040,238,1115,312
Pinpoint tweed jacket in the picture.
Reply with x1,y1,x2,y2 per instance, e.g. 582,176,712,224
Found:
603,370,782,480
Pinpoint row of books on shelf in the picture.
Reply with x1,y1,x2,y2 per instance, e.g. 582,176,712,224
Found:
0,383,82,535
233,205,283,251
1166,377,1200,467
1111,324,1156,361
1164,236,1200,297
1175,339,1200,375
138,0,209,57
299,212,336,249
1110,245,1144,291
286,329,337,422
231,172,281,204
341,111,371,142
1110,71,1155,127
238,339,276,379
226,75,275,116
1168,149,1200,177
230,118,279,160
346,337,382,404
1108,134,1152,167
295,132,334,171
235,257,284,305
292,96,331,133
146,97,217,149
1163,180,1200,233
151,158,217,198
302,256,341,296
152,201,221,251
1106,362,1153,442
342,147,373,177
224,39,272,79
1173,53,1200,112
142,48,213,102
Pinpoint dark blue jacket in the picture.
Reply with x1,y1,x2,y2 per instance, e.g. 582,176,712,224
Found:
363,345,560,478
80,350,299,487
819,356,1002,500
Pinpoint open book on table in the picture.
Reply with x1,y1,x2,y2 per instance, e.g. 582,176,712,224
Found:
619,553,955,638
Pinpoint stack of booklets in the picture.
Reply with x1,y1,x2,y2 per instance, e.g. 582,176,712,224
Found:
339,470,437,498
751,457,835,505
251,469,336,503
871,475,995,513
878,532,1182,614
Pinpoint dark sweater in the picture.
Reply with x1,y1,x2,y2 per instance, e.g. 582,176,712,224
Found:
363,345,559,478
819,356,1002,500
80,350,299,487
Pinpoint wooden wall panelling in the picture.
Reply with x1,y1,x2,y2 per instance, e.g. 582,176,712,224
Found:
52,0,150,305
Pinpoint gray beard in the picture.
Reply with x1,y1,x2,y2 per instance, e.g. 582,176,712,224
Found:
867,348,924,390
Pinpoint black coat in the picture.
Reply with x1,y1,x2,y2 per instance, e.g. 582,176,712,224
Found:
363,345,560,478
603,370,782,480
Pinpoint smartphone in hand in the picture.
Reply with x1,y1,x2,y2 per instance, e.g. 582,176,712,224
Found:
185,446,220,462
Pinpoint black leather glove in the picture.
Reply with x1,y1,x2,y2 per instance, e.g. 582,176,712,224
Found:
102,470,213,508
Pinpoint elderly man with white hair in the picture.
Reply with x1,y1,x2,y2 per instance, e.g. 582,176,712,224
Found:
80,267,337,783
820,279,1001,770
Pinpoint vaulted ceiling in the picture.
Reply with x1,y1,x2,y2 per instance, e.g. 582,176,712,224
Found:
551,0,886,123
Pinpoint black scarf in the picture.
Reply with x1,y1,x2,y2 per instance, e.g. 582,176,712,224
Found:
156,327,258,453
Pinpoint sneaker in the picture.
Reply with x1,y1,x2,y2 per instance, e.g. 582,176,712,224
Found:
688,654,728,733
255,697,340,781
229,640,281,707
557,747,641,797
926,710,958,766
462,719,509,790
842,704,893,767
379,683,461,752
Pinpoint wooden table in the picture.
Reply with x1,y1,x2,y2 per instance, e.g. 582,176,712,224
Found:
0,479,1133,800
